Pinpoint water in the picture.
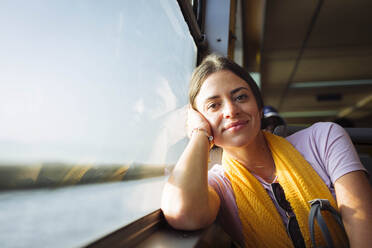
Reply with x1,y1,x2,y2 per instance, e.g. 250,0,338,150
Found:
0,177,166,248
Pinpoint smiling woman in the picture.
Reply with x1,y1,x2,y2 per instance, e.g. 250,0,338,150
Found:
161,54,372,248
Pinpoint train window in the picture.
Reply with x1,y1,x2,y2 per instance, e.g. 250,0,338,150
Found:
0,0,196,247
0,0,196,170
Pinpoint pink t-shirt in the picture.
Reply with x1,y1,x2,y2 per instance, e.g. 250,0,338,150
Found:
208,122,367,246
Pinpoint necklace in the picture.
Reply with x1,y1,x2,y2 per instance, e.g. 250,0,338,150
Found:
251,164,276,183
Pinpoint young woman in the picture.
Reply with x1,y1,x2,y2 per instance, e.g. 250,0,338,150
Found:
161,54,372,248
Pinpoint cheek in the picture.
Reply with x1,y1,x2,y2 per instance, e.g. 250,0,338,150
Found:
246,104,261,118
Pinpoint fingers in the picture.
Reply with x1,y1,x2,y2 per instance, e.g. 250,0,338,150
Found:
186,105,212,138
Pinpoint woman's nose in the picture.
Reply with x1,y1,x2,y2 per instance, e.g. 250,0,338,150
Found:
222,101,240,118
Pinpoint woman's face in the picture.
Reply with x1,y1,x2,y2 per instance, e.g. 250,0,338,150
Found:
195,70,262,148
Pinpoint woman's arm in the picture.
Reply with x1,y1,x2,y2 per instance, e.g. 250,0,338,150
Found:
334,170,372,248
161,107,220,230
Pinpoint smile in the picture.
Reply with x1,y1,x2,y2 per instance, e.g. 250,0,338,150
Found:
224,120,248,132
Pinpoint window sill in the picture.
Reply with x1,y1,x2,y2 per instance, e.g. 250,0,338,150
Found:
86,209,235,248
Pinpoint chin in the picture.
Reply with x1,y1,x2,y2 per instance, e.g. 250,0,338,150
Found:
215,126,261,148
217,135,254,149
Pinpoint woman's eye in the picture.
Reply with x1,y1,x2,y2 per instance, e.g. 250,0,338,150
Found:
207,102,218,110
235,94,248,102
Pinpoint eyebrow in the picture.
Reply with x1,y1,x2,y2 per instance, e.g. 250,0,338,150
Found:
230,87,250,95
204,86,250,102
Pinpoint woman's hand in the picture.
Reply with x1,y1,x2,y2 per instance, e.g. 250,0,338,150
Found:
187,105,213,139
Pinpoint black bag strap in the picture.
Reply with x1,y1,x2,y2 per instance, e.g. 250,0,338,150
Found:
308,199,347,248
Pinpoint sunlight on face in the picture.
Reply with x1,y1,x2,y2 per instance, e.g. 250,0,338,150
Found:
195,70,262,148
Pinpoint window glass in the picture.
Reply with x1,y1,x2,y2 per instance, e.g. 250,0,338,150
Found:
0,0,196,166
0,178,165,247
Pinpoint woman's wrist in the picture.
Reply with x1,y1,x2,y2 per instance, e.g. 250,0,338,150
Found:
190,128,214,147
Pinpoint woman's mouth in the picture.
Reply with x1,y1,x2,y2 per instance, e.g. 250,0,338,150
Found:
224,120,248,132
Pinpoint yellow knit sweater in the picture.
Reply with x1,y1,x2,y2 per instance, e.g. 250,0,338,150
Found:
222,131,348,248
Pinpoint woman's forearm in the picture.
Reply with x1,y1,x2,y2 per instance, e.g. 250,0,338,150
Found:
335,171,372,248
161,132,220,230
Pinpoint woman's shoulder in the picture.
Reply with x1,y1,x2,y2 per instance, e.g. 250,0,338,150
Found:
209,163,225,174
285,121,351,163
208,164,235,197
208,164,229,185
286,121,366,184
286,122,346,147
287,121,341,136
